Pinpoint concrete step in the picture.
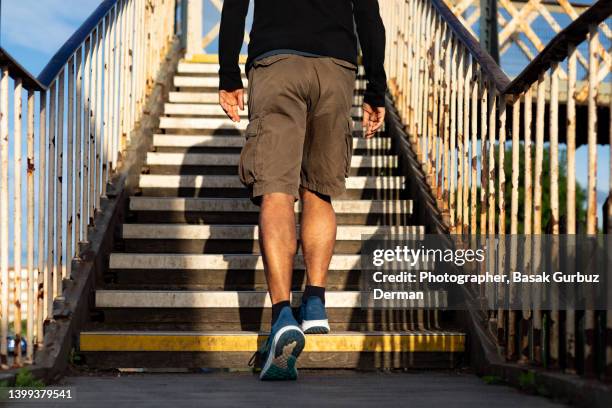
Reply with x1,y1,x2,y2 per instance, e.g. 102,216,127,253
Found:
174,76,368,90
152,134,392,151
176,62,367,76
79,330,465,369
93,305,452,331
159,117,249,131
168,91,366,105
138,175,406,199
110,253,360,271
139,175,404,190
129,197,411,214
163,103,364,118
105,269,382,291
145,152,398,169
121,224,423,240
159,117,366,131
177,62,245,74
95,290,446,309
119,224,424,254
127,197,414,225
139,174,406,199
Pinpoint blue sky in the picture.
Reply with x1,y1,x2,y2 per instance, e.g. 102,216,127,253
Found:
1,0,101,75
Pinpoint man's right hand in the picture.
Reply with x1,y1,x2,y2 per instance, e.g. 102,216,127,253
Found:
219,89,245,122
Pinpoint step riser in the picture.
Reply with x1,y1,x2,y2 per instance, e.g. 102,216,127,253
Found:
128,212,414,226
158,117,368,131
81,351,463,370
146,153,398,168
176,64,367,75
146,165,398,177
168,92,365,105
176,62,367,76
94,291,444,309
121,240,371,255
151,146,393,156
91,308,452,331
139,188,407,200
106,269,361,291
163,104,364,118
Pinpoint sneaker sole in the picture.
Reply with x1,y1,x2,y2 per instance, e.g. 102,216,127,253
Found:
302,319,330,334
260,325,305,381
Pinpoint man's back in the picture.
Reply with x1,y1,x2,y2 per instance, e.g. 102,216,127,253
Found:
219,0,386,108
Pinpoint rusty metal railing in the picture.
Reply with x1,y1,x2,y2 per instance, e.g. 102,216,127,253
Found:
0,0,177,369
381,0,611,379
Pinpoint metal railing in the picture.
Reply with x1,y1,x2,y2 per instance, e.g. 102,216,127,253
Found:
381,0,611,379
0,0,177,369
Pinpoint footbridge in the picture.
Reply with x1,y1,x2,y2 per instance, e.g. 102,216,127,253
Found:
0,0,610,405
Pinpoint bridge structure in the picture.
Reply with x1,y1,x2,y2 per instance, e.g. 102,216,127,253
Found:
0,0,610,404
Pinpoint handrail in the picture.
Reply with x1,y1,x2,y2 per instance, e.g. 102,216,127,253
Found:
381,0,612,383
0,0,178,370
430,0,511,92
37,0,118,86
504,0,612,95
0,47,45,91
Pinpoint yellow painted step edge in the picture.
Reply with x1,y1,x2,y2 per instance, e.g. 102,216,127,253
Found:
80,332,465,353
185,54,248,64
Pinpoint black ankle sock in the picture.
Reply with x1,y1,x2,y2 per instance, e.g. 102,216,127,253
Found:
271,300,291,326
303,285,325,304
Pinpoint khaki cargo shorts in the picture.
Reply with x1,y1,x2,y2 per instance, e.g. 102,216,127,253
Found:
239,54,357,205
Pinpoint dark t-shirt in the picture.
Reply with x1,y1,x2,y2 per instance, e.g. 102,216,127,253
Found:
219,0,387,107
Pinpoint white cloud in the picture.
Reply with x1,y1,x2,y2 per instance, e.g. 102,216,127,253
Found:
2,0,101,54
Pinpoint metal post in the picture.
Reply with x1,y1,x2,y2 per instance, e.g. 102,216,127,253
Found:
479,0,499,63
185,0,202,58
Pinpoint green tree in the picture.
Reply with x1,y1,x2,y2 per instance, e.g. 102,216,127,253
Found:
499,144,587,233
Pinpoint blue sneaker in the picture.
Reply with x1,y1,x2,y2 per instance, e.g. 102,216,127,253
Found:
256,306,305,381
299,296,330,334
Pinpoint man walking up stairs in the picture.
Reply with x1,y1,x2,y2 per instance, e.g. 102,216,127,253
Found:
219,0,387,380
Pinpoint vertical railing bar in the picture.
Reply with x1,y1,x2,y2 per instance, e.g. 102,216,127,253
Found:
449,39,458,230
584,24,599,377
462,48,470,233
75,47,83,248
56,69,65,290
470,56,478,234
13,78,23,365
549,61,560,368
487,83,496,236
565,42,577,374
102,13,112,196
457,46,465,234
26,89,35,363
36,90,47,343
67,57,75,280
533,72,546,366
479,70,488,235
47,81,56,313
95,22,104,210
83,34,93,237
89,27,99,227
0,66,9,369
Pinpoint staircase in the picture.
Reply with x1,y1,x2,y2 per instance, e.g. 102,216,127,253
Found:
78,58,465,370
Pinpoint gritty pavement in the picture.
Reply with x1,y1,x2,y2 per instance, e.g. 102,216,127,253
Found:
7,371,569,408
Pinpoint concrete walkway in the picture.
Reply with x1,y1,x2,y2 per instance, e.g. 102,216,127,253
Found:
8,371,568,408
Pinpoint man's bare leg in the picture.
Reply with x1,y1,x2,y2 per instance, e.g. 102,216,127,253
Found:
299,188,336,287
259,193,297,304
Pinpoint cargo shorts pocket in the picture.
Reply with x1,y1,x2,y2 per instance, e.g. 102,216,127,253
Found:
252,54,291,68
239,118,262,186
344,118,354,178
